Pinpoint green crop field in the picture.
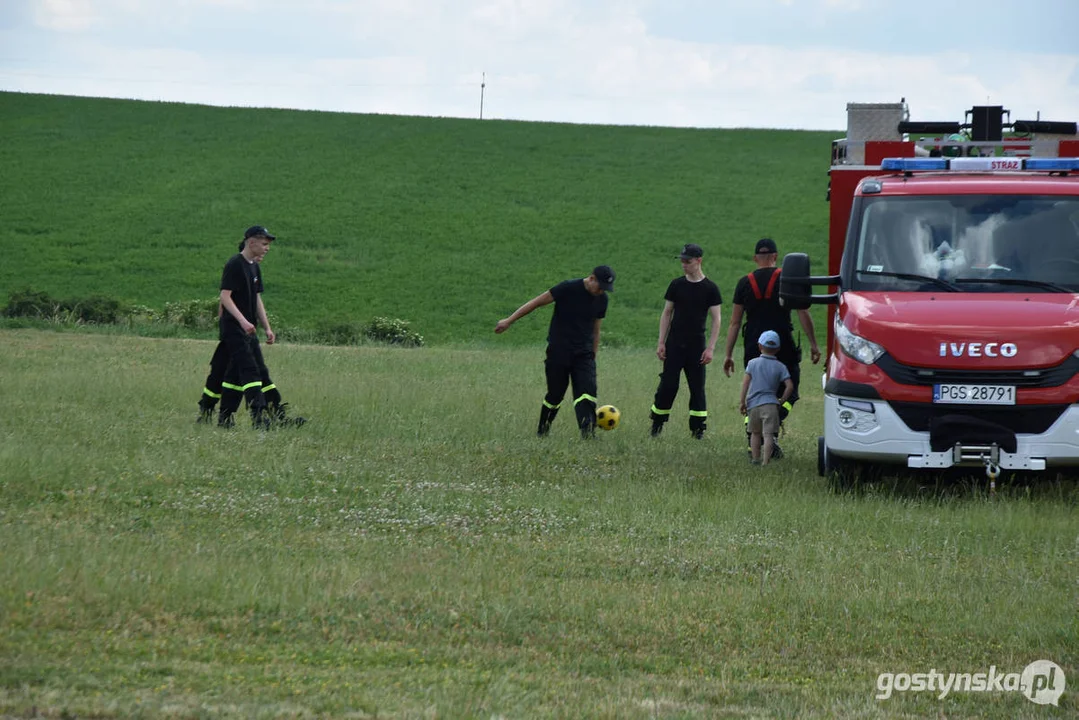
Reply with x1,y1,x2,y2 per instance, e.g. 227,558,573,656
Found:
0,94,1076,718
0,91,833,347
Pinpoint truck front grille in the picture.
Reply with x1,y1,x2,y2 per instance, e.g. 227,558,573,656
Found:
877,353,1079,388
889,402,1069,435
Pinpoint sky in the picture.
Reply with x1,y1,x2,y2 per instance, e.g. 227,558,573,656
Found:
1,0,1077,131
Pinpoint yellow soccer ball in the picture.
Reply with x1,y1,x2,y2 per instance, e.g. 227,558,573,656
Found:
595,404,620,431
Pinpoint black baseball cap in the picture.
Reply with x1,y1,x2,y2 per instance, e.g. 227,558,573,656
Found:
679,243,703,260
754,237,777,254
244,225,276,241
593,265,616,291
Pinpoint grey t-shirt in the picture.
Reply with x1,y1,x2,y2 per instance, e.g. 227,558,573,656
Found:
745,354,791,410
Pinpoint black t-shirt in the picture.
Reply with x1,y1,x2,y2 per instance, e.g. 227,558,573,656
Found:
220,253,263,327
547,279,608,354
733,267,795,346
664,276,722,346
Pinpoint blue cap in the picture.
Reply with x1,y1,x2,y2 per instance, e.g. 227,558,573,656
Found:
758,330,780,349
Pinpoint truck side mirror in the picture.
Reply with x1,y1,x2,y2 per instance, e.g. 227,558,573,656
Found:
780,252,841,307
780,253,812,309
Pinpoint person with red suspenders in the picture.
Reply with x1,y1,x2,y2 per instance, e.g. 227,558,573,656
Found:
722,238,821,458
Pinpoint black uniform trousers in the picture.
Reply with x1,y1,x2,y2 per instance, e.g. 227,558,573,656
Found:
650,340,708,432
217,324,274,417
198,342,230,411
543,347,598,431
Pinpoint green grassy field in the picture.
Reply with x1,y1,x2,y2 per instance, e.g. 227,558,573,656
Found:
0,329,1075,718
2,94,1076,717
0,91,833,347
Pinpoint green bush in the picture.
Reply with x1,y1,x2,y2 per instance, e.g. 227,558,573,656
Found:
3,288,424,349
363,317,424,347
127,305,161,324
163,299,219,329
3,288,57,318
61,294,126,324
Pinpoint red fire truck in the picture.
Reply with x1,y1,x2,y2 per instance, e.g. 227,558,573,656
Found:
780,102,1079,479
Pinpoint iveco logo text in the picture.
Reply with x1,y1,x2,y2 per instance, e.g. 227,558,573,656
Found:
939,342,1017,358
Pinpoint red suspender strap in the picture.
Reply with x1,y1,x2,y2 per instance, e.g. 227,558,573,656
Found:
746,272,762,300
746,269,781,300
764,268,781,300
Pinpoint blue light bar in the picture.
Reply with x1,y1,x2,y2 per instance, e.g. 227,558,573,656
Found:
1025,158,1079,171
881,158,947,171
881,157,1079,172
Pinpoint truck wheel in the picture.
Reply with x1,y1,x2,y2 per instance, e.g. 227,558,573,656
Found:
818,436,848,477
820,436,868,490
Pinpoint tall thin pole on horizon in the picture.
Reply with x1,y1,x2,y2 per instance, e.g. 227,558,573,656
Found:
480,72,486,119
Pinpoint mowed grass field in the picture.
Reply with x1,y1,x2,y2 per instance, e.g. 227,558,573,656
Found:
0,330,1076,718
1,94,1077,717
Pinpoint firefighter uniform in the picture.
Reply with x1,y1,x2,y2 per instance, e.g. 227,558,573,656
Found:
215,229,277,428
650,274,722,438
733,266,802,415
538,276,610,438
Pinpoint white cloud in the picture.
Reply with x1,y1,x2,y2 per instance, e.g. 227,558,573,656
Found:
5,0,1078,130
33,0,99,31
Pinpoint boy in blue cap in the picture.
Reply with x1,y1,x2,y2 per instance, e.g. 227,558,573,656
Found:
739,330,793,465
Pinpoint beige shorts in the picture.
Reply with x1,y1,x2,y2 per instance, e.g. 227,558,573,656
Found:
748,404,780,436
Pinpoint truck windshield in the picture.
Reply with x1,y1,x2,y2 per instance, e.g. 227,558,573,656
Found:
848,195,1079,292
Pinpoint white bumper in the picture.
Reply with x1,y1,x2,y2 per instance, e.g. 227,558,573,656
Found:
823,395,1079,470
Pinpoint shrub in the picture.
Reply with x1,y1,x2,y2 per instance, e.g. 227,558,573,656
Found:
363,317,424,347
4,288,57,318
163,299,219,329
61,295,126,324
127,305,160,324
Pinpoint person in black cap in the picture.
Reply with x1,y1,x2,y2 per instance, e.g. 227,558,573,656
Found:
649,243,722,439
207,225,305,429
722,237,820,457
196,233,306,428
495,265,614,438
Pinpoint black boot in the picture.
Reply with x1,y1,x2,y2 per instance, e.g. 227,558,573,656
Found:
771,434,784,459
197,400,216,424
690,417,706,440
250,401,273,430
579,416,596,440
271,402,307,428
537,405,559,437
217,410,235,429
650,420,664,438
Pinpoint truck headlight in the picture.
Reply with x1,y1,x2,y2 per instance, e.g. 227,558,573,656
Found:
835,316,885,365
836,398,878,432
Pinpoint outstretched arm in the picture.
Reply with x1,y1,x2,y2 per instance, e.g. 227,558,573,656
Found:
495,291,554,333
